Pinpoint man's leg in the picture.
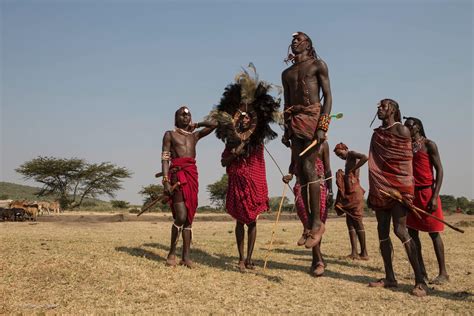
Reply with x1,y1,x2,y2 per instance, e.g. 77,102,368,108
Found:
392,205,427,296
408,228,428,280
300,144,323,248
429,232,449,284
235,221,245,272
369,209,398,287
245,221,257,269
167,201,187,266
311,241,325,277
181,221,193,268
354,218,369,260
346,215,359,259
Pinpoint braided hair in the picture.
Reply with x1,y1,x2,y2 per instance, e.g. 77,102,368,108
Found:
380,98,401,122
403,116,427,137
285,32,318,64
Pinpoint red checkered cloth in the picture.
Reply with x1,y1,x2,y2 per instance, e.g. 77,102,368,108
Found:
223,144,269,224
368,128,414,210
294,158,328,226
168,157,199,224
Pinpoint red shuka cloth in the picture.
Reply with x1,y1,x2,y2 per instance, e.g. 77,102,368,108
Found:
406,150,444,232
335,169,365,220
168,157,199,224
223,145,269,224
368,128,414,210
284,103,321,140
294,158,328,226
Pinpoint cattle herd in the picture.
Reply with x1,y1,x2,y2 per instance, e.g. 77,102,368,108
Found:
0,199,61,221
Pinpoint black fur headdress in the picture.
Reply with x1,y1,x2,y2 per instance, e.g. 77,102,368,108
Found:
209,63,281,151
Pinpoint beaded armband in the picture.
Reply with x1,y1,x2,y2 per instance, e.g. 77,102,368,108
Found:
161,151,171,161
162,176,169,185
317,114,331,133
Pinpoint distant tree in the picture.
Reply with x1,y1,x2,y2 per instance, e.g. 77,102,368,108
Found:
111,200,130,209
16,156,132,209
269,196,290,212
440,195,456,211
207,174,228,209
456,196,470,210
138,184,170,211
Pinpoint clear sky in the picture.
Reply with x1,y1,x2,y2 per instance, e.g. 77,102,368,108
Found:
1,0,472,205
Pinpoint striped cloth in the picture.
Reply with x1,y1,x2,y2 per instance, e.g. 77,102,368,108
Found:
368,128,414,210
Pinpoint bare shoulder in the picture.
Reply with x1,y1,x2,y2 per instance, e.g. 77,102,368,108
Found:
282,66,292,78
314,59,329,73
425,139,438,152
395,123,411,138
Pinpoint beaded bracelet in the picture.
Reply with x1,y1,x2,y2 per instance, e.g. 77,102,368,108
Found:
161,151,171,161
317,114,331,133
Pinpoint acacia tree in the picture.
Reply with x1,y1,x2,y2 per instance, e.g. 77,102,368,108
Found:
138,184,170,211
207,174,228,210
16,156,132,209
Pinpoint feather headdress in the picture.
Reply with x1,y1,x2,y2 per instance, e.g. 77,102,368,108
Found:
210,63,281,152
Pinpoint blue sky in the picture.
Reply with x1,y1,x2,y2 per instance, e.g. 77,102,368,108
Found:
1,0,472,205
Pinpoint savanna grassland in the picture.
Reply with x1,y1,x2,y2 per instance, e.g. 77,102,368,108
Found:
1,212,472,314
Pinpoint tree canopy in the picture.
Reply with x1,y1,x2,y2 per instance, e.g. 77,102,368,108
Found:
207,174,228,209
16,156,132,209
138,184,170,211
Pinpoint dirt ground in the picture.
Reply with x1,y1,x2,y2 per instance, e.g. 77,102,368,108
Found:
1,212,472,314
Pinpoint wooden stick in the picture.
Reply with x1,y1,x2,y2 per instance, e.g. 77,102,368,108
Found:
137,182,180,217
334,204,357,220
263,184,288,270
380,189,464,233
299,140,318,157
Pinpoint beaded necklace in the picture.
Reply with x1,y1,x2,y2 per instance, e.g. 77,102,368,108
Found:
412,136,426,153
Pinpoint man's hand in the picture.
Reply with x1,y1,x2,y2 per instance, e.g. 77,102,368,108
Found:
326,192,334,209
282,174,293,184
315,129,326,144
428,196,438,213
163,182,172,195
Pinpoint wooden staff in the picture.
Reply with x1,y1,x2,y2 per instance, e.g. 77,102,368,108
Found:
298,113,343,157
334,204,358,220
299,139,318,157
380,189,464,233
263,184,288,270
137,182,180,217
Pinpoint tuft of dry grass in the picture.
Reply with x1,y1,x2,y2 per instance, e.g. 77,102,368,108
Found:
1,213,473,314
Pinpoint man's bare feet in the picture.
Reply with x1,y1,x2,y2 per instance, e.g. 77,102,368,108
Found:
245,260,256,270
304,224,325,249
358,254,369,261
166,255,177,267
297,229,310,246
238,260,246,273
346,254,360,260
411,283,428,297
310,262,325,277
430,274,449,285
179,259,194,269
368,278,398,288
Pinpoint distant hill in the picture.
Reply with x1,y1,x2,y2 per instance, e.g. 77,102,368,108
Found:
0,182,106,206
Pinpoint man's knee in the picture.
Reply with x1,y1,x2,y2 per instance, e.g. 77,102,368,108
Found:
429,232,440,240
246,221,256,228
393,224,409,241
173,204,187,226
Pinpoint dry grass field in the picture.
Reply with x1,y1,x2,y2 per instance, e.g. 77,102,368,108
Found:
1,212,473,314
